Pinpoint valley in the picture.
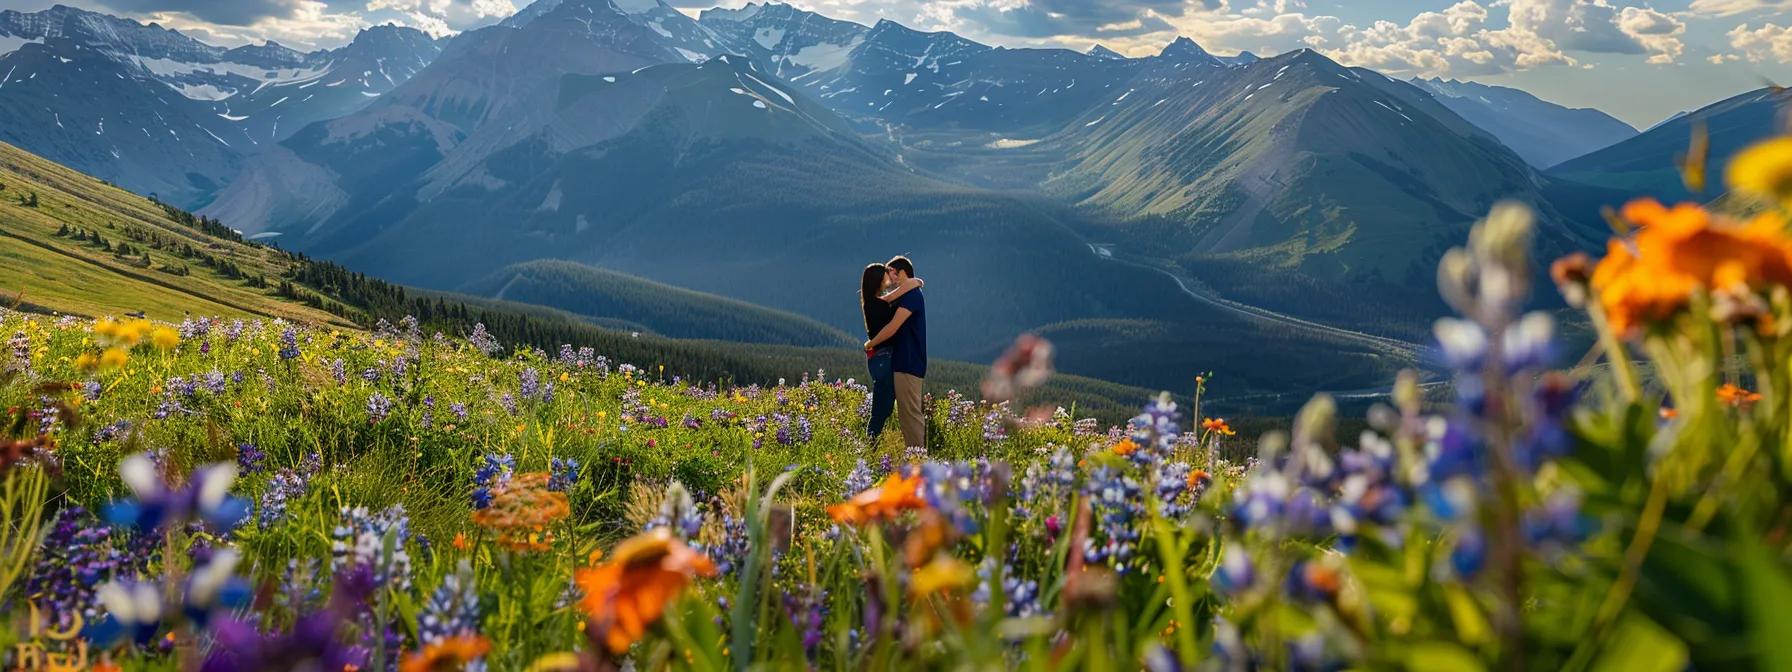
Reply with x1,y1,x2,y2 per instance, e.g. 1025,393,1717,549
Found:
3,0,1785,411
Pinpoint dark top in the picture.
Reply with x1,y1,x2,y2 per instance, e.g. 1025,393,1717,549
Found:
890,290,926,377
863,297,896,350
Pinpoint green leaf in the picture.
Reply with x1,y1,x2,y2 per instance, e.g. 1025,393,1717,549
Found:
1406,641,1487,672
1589,615,1687,672
1442,584,1492,648
1735,536,1792,671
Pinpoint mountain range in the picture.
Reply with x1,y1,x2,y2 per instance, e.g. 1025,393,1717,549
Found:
4,0,1786,405
1410,77,1638,169
1551,87,1789,202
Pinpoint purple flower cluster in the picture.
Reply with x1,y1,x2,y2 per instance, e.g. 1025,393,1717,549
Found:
330,505,414,592
548,457,581,493
236,443,265,475
470,454,515,509
1082,465,1145,572
258,452,321,528
23,507,152,630
418,560,481,646
467,323,501,356
277,327,301,361
366,392,393,424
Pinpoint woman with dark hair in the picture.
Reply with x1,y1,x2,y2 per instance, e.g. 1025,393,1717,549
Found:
860,263,923,439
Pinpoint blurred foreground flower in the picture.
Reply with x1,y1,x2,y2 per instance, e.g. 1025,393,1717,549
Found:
827,470,927,525
1591,198,1792,335
103,454,249,534
575,528,717,654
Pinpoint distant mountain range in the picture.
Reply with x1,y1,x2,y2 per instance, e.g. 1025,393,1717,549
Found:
1551,87,1789,202
0,5,444,207
5,0,1784,402
1410,78,1638,169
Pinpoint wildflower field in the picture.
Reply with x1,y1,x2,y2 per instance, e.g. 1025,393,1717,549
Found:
4,137,1792,672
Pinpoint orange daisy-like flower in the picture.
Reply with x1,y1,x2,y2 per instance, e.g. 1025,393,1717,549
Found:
575,528,718,654
1110,438,1139,456
1592,199,1792,335
471,473,570,553
1716,383,1762,409
399,635,490,672
1187,469,1212,491
827,471,928,525
1201,418,1235,436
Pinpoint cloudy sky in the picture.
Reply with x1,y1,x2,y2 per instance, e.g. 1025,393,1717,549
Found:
6,0,1790,127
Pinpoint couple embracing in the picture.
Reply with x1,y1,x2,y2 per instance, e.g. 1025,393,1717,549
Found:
859,256,927,449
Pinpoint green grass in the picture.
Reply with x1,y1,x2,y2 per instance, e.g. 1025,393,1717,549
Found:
461,259,856,347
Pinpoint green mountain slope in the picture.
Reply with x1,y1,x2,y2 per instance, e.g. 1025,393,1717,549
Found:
1039,51,1598,338
463,259,856,347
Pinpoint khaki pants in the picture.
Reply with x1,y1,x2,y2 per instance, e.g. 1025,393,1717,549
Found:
894,373,926,449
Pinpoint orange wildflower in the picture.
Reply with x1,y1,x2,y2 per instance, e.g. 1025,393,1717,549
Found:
827,470,928,525
575,528,718,654
1110,438,1138,456
1659,407,1679,420
1717,383,1762,409
471,473,570,553
1187,469,1212,491
400,635,490,672
452,532,470,551
1201,418,1235,436
1592,199,1792,334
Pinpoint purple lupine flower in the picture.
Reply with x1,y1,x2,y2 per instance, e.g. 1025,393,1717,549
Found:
470,454,515,509
450,402,468,421
236,443,265,475
259,469,309,527
366,393,392,424
548,457,580,493
418,560,481,645
520,368,541,400
843,460,875,496
201,564,374,672
468,323,501,356
330,505,414,592
360,367,380,384
421,396,435,430
647,483,704,540
500,393,517,416
104,454,250,534
83,380,102,401
781,585,827,660
24,506,149,630
1082,465,1144,573
330,359,347,385
278,327,301,361
202,370,227,395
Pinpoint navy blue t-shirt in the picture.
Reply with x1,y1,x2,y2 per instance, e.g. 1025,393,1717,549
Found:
891,290,927,377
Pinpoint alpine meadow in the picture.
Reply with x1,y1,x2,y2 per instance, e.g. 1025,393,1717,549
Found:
3,0,1792,670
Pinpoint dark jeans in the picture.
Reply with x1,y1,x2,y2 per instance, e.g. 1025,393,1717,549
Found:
866,349,895,439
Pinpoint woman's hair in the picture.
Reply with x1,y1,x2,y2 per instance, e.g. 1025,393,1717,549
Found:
861,263,888,332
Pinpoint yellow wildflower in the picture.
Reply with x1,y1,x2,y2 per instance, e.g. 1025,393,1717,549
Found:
99,347,129,369
1727,136,1792,204
149,326,180,350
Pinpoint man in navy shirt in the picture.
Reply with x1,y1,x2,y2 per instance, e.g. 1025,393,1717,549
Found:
864,256,927,449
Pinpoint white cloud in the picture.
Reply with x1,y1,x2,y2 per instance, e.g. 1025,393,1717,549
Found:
1728,22,1792,63
1098,0,1687,77
133,0,366,49
1688,0,1791,17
